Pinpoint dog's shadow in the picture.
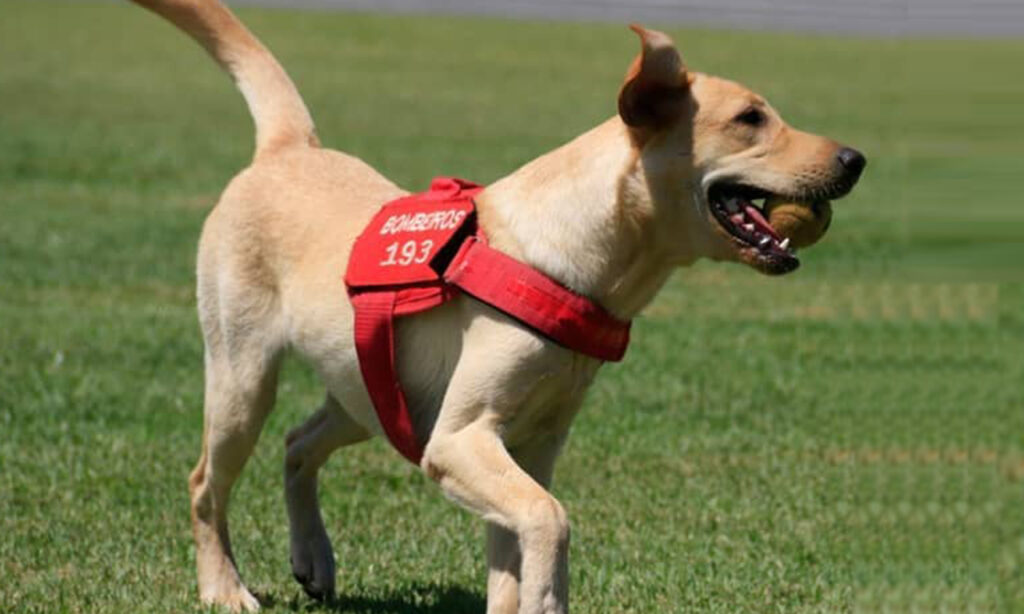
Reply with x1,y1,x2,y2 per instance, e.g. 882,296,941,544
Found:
259,583,485,613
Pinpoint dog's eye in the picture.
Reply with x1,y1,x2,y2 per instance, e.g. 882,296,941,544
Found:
734,108,765,127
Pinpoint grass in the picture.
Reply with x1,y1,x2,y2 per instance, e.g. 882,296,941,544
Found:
1,1,1022,612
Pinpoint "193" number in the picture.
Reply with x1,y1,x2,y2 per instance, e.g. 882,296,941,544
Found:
380,239,435,267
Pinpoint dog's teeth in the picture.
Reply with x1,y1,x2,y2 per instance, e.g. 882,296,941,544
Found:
779,238,791,250
758,236,771,248
743,223,755,233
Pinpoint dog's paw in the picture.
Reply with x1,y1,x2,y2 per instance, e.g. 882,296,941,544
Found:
289,546,336,601
200,585,261,612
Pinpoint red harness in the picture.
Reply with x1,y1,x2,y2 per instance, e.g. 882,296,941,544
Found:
345,177,631,463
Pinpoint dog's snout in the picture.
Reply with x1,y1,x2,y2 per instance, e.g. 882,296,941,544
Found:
836,147,866,180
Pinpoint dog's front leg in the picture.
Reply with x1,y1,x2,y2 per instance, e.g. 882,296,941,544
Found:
424,422,569,614
486,523,520,614
486,436,567,614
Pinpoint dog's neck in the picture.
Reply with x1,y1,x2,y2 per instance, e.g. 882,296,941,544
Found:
476,118,696,320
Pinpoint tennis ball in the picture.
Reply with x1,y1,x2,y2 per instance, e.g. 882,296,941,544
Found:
764,197,832,248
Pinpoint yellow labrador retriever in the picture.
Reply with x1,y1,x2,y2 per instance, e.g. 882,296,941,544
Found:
129,0,865,611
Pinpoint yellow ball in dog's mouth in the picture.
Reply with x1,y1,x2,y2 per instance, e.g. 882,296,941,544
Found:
764,197,832,249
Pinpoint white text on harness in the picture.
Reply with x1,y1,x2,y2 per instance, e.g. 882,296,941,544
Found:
379,210,468,235
379,239,435,267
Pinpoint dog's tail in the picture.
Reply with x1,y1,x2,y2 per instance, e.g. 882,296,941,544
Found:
130,0,319,158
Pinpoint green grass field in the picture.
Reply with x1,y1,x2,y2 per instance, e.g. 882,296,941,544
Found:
2,1,1022,612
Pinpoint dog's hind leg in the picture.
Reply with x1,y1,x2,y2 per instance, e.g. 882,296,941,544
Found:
189,280,284,611
284,396,370,600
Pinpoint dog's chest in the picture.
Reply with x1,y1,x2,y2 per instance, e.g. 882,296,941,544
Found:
395,301,603,449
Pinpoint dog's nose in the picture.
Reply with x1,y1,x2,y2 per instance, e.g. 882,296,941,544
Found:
836,147,866,180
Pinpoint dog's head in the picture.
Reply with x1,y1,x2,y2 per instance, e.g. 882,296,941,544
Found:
619,26,865,275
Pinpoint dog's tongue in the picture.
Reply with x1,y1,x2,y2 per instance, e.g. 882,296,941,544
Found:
744,205,781,241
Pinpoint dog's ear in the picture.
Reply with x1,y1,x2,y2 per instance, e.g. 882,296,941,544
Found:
618,25,690,131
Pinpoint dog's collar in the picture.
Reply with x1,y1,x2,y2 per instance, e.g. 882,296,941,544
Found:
345,177,631,463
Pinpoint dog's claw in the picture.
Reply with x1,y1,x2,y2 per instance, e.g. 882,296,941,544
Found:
290,555,333,602
292,572,331,601
303,585,333,602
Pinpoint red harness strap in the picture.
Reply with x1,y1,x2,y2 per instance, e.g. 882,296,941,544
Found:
345,178,630,464
444,237,629,362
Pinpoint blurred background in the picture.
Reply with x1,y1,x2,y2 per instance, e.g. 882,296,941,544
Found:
1,1,1021,612
237,0,1024,36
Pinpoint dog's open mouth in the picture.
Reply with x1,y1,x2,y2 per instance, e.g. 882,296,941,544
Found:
707,183,804,275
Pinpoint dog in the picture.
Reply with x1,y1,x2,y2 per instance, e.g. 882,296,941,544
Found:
129,0,865,611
